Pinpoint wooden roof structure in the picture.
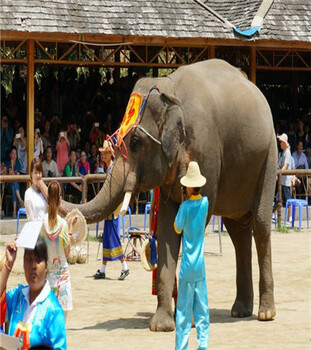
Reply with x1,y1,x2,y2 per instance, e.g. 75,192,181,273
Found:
1,0,311,44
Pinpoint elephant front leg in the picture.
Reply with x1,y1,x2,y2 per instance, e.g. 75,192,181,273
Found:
149,198,181,332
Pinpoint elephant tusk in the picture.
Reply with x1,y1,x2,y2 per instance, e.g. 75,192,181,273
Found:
120,191,132,216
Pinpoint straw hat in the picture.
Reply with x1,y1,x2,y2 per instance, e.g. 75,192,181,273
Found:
65,209,87,245
180,161,206,188
277,133,289,147
141,239,158,271
99,140,114,155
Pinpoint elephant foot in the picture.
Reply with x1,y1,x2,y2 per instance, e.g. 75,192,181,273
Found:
231,299,253,318
258,304,276,321
149,307,175,332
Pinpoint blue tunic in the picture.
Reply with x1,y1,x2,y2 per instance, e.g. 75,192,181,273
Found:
174,194,209,282
5,283,67,350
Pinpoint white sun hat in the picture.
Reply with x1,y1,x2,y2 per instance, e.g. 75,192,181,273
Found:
180,161,206,188
277,133,289,147
65,208,87,245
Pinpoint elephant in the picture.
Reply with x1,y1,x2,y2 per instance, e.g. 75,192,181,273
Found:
62,59,277,331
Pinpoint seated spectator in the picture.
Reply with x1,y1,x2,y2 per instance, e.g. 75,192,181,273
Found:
0,237,67,350
64,149,82,202
84,142,91,158
67,122,80,150
88,143,98,174
97,151,107,174
34,129,44,158
292,141,309,169
56,130,69,175
13,125,27,175
306,146,311,169
42,146,60,177
5,146,23,218
1,115,14,162
77,151,90,177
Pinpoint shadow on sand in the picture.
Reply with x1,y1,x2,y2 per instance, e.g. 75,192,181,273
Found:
68,309,256,331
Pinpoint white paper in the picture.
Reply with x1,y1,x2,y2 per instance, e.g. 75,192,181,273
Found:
0,332,22,350
16,221,42,249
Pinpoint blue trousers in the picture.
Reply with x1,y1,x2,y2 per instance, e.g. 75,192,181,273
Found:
10,182,20,203
175,278,209,350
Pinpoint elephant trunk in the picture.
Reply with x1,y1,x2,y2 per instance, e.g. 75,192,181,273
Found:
60,156,134,224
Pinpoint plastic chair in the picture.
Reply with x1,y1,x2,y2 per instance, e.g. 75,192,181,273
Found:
284,199,309,230
16,207,27,236
122,206,147,261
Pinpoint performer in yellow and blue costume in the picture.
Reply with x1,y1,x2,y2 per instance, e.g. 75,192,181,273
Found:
174,161,210,350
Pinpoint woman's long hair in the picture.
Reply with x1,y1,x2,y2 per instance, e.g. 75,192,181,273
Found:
48,181,61,228
30,157,43,174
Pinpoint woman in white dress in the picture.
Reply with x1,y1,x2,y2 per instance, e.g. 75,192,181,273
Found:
24,158,48,221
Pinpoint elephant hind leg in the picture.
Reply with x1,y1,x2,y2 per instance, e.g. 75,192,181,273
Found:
252,210,276,321
223,213,254,318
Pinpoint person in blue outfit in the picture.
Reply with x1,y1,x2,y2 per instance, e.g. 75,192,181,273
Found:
93,140,129,280
174,161,209,350
0,236,67,350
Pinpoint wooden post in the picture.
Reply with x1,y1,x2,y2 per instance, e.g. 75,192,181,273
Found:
209,45,215,59
27,39,35,174
250,46,256,84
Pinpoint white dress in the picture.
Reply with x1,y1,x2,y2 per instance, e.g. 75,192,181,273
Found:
24,186,47,221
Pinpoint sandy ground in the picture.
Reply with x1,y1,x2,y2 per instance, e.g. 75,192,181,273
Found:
2,230,311,350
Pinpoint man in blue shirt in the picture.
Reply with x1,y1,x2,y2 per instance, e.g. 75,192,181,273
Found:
174,161,209,350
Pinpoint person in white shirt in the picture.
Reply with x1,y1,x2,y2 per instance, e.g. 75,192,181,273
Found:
24,158,48,221
292,141,309,169
42,146,60,177
277,133,292,206
34,128,43,158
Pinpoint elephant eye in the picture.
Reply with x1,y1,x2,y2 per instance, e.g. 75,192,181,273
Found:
130,136,141,152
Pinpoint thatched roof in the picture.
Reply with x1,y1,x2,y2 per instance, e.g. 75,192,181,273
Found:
1,0,310,43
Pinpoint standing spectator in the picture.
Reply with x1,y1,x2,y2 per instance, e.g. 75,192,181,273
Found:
64,149,82,203
1,115,14,161
67,122,80,151
13,125,27,175
97,150,107,174
287,122,296,151
292,141,309,169
24,158,47,221
34,128,44,158
5,146,24,217
174,161,209,350
296,120,307,149
88,143,98,174
89,122,105,148
41,119,53,151
42,146,60,177
277,133,292,206
56,130,69,175
5,93,18,121
40,181,75,315
77,151,90,177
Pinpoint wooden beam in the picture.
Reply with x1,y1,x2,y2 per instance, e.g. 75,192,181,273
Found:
27,39,34,174
250,46,256,84
2,30,311,50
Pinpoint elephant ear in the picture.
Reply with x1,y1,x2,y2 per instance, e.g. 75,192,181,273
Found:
160,93,186,167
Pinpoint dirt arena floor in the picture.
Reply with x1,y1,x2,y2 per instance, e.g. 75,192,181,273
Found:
3,230,311,350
